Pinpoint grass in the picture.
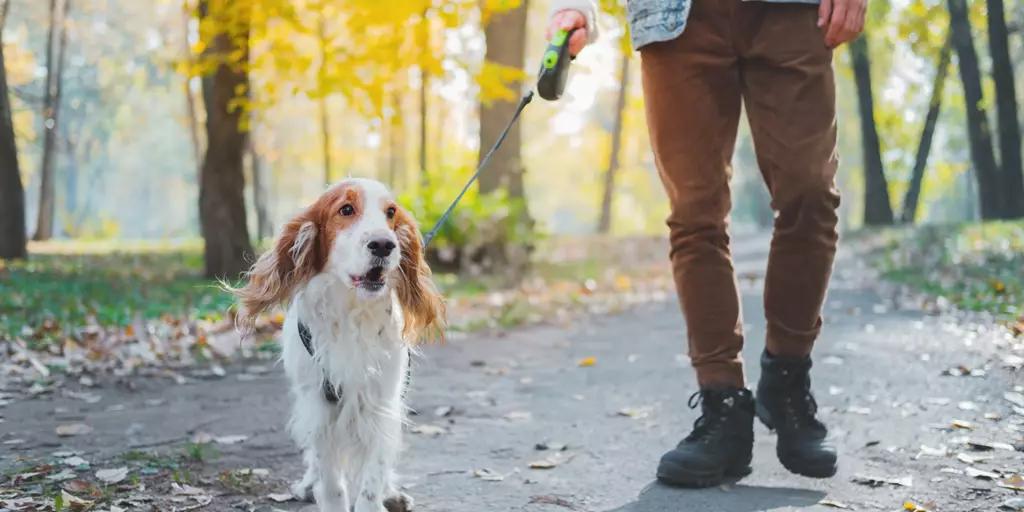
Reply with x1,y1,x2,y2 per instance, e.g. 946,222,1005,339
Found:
867,220,1023,320
1,237,665,348
0,240,236,349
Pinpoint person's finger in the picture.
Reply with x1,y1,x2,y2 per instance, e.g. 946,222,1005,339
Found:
546,12,564,41
560,10,586,29
855,2,867,33
818,0,832,28
826,0,848,47
568,29,588,56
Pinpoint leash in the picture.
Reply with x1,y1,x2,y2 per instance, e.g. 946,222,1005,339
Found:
304,28,580,403
420,27,578,248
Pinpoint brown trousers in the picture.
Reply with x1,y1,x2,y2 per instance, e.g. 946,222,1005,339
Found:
640,0,841,387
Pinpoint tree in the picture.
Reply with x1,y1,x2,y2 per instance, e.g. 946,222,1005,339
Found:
849,35,894,226
478,0,529,206
0,0,27,260
947,0,1002,219
598,53,630,234
986,0,1023,218
197,0,254,279
901,36,951,224
317,13,332,186
33,0,71,241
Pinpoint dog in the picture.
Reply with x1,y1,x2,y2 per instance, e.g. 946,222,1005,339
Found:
231,177,446,512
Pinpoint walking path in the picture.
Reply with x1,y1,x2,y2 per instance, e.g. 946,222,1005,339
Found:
3,237,1023,511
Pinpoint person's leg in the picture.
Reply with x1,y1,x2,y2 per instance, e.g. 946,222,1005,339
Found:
641,0,754,489
737,1,841,478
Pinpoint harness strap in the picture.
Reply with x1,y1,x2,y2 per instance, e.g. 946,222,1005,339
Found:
297,320,411,404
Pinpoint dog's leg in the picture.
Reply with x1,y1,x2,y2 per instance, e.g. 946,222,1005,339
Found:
353,422,399,512
291,449,318,502
383,472,413,512
310,425,349,512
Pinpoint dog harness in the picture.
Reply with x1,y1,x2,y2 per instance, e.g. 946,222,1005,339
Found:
297,320,411,404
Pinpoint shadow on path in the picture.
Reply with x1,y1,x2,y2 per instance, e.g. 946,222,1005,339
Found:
603,481,827,512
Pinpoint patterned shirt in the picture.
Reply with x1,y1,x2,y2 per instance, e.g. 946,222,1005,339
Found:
548,0,821,50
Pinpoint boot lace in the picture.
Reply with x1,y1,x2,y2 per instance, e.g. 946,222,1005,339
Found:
777,368,826,433
683,390,736,445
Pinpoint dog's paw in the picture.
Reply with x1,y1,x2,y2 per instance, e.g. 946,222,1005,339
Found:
290,480,315,502
383,492,413,512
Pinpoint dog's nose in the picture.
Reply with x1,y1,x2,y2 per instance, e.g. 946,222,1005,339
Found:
367,238,396,258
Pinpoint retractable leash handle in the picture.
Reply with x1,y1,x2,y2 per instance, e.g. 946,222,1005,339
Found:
421,30,579,247
536,27,578,101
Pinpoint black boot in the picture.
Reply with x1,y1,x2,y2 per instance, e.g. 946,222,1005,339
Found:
755,349,838,478
656,387,755,488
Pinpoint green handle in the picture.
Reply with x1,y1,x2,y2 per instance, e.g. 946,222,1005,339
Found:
537,28,577,101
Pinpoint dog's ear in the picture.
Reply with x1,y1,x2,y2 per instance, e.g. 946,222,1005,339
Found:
394,207,446,342
230,215,319,336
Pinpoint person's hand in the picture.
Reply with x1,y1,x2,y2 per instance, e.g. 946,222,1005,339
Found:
546,10,590,57
818,0,867,48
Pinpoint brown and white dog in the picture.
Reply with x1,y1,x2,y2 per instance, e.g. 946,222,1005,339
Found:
232,177,445,512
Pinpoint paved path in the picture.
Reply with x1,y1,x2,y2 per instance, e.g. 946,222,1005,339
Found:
3,238,1023,511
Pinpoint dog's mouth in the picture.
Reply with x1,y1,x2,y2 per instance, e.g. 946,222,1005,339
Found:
352,266,387,292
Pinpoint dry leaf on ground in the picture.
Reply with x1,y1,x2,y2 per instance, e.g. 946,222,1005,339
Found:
95,467,129,484
55,423,92,436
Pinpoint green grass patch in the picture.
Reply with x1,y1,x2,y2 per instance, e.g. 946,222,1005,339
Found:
866,220,1023,319
0,241,236,348
1,238,644,348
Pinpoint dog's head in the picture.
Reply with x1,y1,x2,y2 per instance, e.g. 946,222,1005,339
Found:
232,178,446,340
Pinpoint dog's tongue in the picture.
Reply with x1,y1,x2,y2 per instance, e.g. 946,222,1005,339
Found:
364,267,384,282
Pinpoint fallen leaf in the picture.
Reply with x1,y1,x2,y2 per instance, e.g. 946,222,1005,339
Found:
952,420,974,430
616,406,653,419
940,467,964,475
61,456,88,467
968,439,1016,451
55,424,92,437
473,468,504,481
171,483,208,496
818,499,849,509
60,490,92,511
577,357,596,367
96,467,129,484
847,406,872,415
957,452,978,464
851,473,912,487
998,474,1024,491
904,501,936,512
504,411,532,422
214,435,248,445
958,401,979,411
434,406,454,417
535,441,568,451
411,424,447,436
267,493,294,502
46,469,77,482
917,445,948,457
1005,392,1024,408
965,467,999,479
235,468,270,477
529,453,575,470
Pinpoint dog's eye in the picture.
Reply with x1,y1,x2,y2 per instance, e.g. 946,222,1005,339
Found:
386,207,396,220
340,204,355,216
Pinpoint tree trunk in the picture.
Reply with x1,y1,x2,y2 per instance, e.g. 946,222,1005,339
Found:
849,35,894,226
948,0,1003,220
318,16,332,186
198,0,254,280
597,52,630,234
900,37,951,224
478,0,529,199
0,0,27,260
33,0,70,241
419,12,430,186
249,116,272,239
183,6,203,177
388,93,406,191
986,0,1024,218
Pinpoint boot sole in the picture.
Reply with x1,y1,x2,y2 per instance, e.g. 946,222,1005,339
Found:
656,461,752,489
755,402,838,479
